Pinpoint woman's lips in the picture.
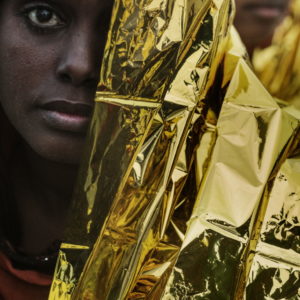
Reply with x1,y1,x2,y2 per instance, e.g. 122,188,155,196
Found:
39,100,93,134
245,3,286,20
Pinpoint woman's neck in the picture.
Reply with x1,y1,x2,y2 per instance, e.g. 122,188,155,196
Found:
24,143,78,199
10,142,79,255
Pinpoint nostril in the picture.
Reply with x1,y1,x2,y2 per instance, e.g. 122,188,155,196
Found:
59,73,72,83
56,48,100,87
57,63,99,87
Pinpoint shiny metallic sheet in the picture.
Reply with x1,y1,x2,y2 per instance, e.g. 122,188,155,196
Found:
49,0,300,299
253,0,300,107
244,141,300,300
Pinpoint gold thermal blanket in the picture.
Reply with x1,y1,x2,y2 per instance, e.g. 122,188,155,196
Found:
253,0,300,107
49,0,300,299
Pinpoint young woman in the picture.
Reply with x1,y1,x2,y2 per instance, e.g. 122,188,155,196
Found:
0,0,113,299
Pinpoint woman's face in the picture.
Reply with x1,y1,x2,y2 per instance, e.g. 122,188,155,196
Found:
0,0,113,164
234,0,290,53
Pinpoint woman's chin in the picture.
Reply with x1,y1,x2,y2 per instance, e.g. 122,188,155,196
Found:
29,133,87,166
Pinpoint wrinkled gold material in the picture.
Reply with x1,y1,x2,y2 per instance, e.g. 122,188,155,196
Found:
242,121,300,300
253,0,300,107
161,69,300,299
49,0,300,299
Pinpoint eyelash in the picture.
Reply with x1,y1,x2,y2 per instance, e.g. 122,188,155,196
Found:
20,4,66,34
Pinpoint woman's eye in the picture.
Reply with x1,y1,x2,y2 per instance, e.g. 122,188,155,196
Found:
26,7,63,28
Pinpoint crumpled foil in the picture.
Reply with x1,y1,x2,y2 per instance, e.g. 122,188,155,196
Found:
49,0,300,299
252,0,300,107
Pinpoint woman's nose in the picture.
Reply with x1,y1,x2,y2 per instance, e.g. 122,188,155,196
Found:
56,31,102,87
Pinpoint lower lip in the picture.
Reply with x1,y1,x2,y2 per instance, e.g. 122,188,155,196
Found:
40,109,91,134
249,6,283,19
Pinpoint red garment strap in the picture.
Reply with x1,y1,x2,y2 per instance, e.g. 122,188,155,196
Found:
0,252,52,300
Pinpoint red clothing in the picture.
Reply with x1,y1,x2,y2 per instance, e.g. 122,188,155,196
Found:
0,252,52,300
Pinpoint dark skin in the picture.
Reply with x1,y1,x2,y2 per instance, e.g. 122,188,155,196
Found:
234,0,290,56
0,0,112,256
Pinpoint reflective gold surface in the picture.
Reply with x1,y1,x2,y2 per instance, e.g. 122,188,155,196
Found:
49,0,300,299
253,0,300,107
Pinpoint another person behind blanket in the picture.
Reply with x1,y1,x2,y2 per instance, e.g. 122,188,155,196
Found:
234,0,291,57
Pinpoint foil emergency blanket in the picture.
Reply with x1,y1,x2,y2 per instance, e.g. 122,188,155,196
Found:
252,0,300,107
49,0,300,299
